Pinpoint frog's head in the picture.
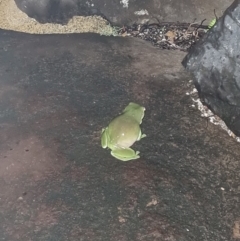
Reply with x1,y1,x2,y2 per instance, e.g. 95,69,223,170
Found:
123,102,145,124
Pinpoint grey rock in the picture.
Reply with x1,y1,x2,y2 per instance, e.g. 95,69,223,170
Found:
182,0,240,136
15,0,232,25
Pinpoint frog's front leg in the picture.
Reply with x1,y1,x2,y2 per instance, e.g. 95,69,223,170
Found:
137,130,146,141
101,128,109,148
111,147,140,161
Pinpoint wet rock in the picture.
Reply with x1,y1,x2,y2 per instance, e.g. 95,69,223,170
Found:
182,0,240,136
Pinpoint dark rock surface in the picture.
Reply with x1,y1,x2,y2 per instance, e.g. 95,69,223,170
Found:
14,0,233,26
182,0,240,137
1,30,240,241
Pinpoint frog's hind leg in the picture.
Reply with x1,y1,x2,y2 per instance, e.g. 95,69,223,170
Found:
111,148,140,161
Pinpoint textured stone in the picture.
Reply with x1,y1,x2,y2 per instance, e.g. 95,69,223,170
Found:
1,30,240,241
182,0,240,136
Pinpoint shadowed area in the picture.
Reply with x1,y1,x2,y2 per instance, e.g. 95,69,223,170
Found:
0,30,240,241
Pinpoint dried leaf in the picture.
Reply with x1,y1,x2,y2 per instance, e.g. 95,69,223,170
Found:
165,30,176,43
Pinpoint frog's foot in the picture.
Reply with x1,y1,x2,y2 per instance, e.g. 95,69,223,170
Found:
141,134,146,139
111,148,140,161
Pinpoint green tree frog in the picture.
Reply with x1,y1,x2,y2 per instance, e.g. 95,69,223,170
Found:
101,102,146,161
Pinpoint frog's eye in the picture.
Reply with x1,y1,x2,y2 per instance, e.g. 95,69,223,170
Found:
208,18,217,29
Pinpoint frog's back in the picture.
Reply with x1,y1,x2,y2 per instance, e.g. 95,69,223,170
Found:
108,114,140,147
109,114,139,130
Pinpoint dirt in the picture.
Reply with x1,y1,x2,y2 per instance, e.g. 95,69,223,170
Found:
0,0,116,35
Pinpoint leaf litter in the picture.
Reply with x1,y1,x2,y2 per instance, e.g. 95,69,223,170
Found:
117,20,208,52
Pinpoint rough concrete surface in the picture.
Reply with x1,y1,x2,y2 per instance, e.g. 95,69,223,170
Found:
0,30,240,241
